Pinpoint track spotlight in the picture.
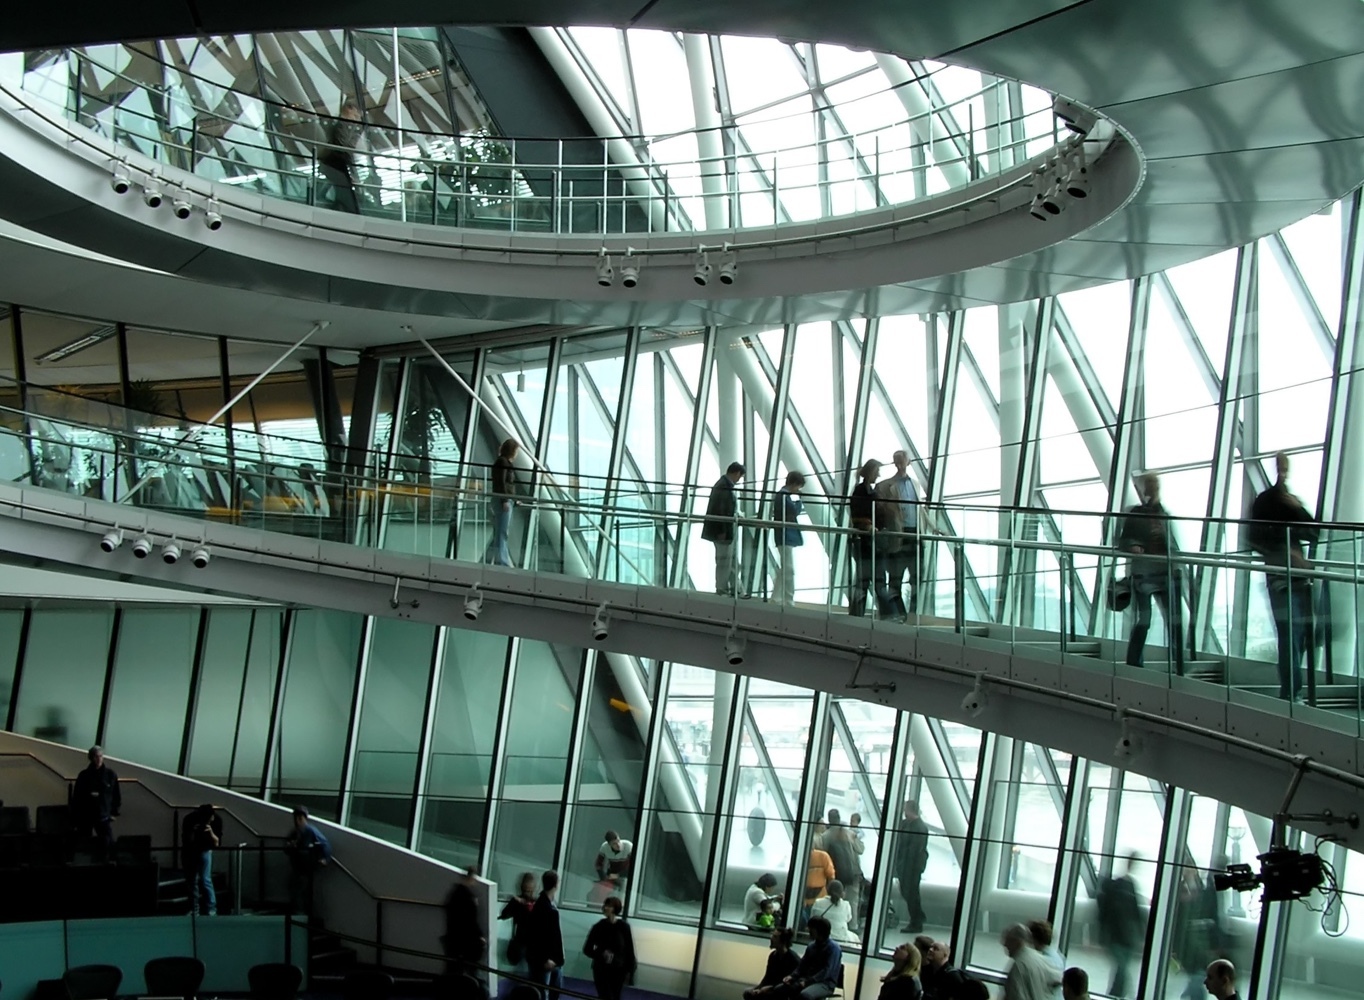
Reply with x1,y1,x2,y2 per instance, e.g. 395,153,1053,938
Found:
693,249,712,286
463,585,484,621
620,249,639,288
142,174,164,209
1063,147,1090,199
960,674,988,718
190,544,211,569
596,249,614,287
591,602,610,642
516,370,527,392
1029,169,1050,221
718,256,737,285
204,201,223,231
1052,96,1098,138
111,161,131,195
162,539,182,565
99,528,123,553
1114,711,1141,760
131,533,153,558
724,626,747,666
171,194,193,220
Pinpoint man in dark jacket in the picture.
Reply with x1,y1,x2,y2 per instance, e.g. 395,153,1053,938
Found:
1096,856,1144,998
181,803,222,915
73,745,120,861
1247,452,1320,701
702,462,746,595
1119,472,1184,672
525,869,565,999
444,865,486,984
895,799,930,932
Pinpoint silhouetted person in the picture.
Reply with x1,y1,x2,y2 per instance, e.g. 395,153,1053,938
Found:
772,472,807,603
1028,920,1065,1000
486,438,521,567
319,101,362,213
1096,856,1143,999
582,895,635,1000
1247,451,1320,700
499,872,538,971
876,450,922,619
848,459,885,617
443,865,486,982
823,811,862,916
878,942,923,1000
284,805,331,915
1120,472,1184,672
768,915,843,999
744,927,800,999
895,799,929,932
1203,959,1239,1000
181,803,222,915
73,745,120,861
1062,968,1090,1000
525,870,564,999
702,462,746,595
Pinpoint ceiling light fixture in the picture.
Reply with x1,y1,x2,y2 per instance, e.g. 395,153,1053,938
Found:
171,191,193,220
142,172,164,209
591,602,610,642
620,248,640,288
204,200,223,231
110,160,131,195
1063,145,1090,199
34,324,117,364
596,248,614,287
693,248,712,286
1052,96,1098,137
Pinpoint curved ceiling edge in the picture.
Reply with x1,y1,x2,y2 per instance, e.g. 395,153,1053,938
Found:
0,490,1359,852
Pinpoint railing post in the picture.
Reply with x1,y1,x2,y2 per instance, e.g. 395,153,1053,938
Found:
376,898,383,968
954,538,966,632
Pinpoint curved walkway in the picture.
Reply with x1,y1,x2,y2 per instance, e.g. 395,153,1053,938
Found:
1,480,1360,852
0,0,1360,328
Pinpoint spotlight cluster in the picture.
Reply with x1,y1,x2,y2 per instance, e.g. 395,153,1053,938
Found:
594,245,740,288
596,248,640,288
101,528,210,567
693,246,738,287
110,159,224,231
1028,143,1090,221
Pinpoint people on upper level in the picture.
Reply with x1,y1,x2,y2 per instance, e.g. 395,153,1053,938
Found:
485,438,521,568
875,450,922,621
703,462,746,596
772,471,807,604
848,459,886,617
1120,472,1185,673
72,745,120,862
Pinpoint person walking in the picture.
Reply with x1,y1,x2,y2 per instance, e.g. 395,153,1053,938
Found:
73,745,121,862
1027,920,1065,1000
318,101,363,213
284,806,332,915
525,870,565,999
485,438,521,567
895,800,930,933
702,462,746,595
1247,452,1320,701
1120,472,1184,672
823,812,863,918
443,865,487,983
499,872,538,972
1096,856,1143,999
876,451,922,619
582,895,636,1000
772,472,807,604
181,803,222,916
1000,925,1056,1000
848,460,885,617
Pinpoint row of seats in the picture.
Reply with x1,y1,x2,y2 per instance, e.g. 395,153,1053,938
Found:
59,961,398,1000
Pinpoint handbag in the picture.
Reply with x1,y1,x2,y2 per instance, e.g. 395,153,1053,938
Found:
1107,575,1132,612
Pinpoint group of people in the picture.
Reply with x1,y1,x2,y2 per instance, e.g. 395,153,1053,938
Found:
499,869,637,1000
1117,452,1321,700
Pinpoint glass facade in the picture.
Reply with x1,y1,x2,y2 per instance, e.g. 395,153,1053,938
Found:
0,598,1359,1000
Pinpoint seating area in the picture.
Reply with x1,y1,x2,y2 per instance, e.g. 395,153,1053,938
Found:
52,960,310,1000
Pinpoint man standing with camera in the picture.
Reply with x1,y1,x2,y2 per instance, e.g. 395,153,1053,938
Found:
182,803,222,916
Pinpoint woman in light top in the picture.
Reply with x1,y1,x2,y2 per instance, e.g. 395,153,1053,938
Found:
809,878,860,945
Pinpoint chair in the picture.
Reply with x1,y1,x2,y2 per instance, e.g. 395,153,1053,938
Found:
342,970,393,1000
144,957,205,1000
0,806,30,835
247,963,302,1000
63,964,122,1000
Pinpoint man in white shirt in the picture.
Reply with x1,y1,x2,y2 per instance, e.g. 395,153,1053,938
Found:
1001,924,1059,1000
596,830,634,892
874,451,921,620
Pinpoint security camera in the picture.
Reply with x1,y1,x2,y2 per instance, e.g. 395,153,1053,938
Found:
131,533,153,558
99,528,123,553
190,545,210,569
111,162,131,195
960,676,988,718
172,196,192,220
463,586,484,621
162,540,182,564
591,603,610,642
724,627,747,666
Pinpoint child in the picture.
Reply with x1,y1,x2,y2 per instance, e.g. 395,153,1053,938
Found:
756,897,776,929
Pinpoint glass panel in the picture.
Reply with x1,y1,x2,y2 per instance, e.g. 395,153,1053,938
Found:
103,608,199,773
348,617,436,845
272,609,364,818
13,608,114,749
0,610,25,730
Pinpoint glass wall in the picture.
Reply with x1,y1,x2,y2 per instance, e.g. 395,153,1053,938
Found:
3,595,1362,1000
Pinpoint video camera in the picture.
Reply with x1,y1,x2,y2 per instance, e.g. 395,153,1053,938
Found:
1213,847,1325,902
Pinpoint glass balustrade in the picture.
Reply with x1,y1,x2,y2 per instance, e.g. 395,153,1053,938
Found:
3,49,1066,236
0,378,1360,737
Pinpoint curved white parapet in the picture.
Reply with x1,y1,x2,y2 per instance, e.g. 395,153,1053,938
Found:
0,0,1358,330
0,482,1361,852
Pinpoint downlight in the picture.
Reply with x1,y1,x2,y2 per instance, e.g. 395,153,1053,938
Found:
171,194,193,220
99,528,123,553
1063,146,1090,199
463,585,484,621
190,544,211,569
591,602,610,642
162,539,182,565
131,533,153,558
724,626,747,666
110,161,131,195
